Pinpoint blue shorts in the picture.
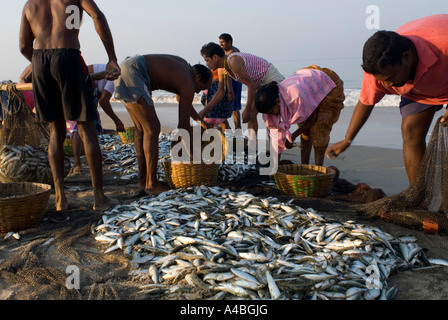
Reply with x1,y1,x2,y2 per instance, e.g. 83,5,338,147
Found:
399,97,443,118
232,79,242,111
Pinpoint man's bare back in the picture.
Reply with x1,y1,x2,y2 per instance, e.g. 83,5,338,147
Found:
21,0,83,51
20,0,117,73
143,54,195,95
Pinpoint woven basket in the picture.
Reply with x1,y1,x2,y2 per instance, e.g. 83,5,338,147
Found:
274,164,335,197
162,161,219,189
0,182,51,232
63,136,85,157
63,138,74,156
118,127,136,144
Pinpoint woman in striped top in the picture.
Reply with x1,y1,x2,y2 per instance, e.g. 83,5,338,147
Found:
200,42,284,137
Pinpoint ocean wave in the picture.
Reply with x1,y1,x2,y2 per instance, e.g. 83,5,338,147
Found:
112,89,401,107
343,89,400,107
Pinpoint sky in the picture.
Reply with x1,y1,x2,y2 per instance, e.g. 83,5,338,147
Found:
1,0,447,88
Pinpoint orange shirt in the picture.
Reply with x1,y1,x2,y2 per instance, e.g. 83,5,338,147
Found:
360,14,448,106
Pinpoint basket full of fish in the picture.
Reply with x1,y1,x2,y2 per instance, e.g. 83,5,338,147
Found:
0,144,70,184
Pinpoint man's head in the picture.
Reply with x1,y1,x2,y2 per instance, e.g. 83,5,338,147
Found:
192,64,213,93
255,82,281,115
219,33,233,51
200,42,225,71
362,31,416,87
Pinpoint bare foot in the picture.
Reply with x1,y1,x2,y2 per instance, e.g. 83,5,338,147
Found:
137,181,145,190
144,182,170,196
55,197,69,211
93,196,119,211
72,165,82,174
55,187,68,211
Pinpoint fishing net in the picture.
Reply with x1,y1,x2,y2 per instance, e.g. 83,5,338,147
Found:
0,83,69,184
0,82,49,148
360,116,448,234
0,211,137,300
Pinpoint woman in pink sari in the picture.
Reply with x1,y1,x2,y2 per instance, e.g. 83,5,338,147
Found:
255,65,345,166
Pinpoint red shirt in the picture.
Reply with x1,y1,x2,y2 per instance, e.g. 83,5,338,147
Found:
360,14,448,106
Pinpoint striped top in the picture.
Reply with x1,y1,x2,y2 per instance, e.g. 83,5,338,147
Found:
227,52,271,86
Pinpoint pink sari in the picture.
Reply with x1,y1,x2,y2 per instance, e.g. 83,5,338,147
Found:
263,69,336,154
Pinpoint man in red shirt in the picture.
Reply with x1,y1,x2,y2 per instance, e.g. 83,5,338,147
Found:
326,14,448,185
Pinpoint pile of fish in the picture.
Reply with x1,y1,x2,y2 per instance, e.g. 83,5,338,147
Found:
98,133,257,183
94,185,439,300
0,144,70,184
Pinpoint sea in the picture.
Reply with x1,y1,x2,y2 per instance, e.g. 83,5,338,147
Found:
112,88,401,108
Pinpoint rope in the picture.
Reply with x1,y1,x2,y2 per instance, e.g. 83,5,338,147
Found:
4,83,24,116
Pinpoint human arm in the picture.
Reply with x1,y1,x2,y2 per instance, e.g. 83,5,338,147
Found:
198,69,227,119
177,90,212,132
19,6,34,62
286,110,319,148
19,64,33,83
98,90,125,132
226,73,234,103
325,100,374,159
191,105,213,129
440,108,448,125
80,0,120,80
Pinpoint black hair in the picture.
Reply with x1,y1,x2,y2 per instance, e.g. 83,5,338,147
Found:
193,64,213,83
361,30,412,74
200,42,225,58
254,82,279,113
219,33,233,44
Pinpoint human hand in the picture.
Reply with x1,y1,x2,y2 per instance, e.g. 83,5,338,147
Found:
325,139,351,160
201,121,213,130
440,109,448,126
115,120,125,132
106,61,121,80
242,108,250,123
198,109,207,120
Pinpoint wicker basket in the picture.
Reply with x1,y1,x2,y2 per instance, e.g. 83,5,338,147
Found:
162,161,219,189
63,136,85,157
63,138,74,156
0,182,51,233
274,164,335,197
118,127,136,144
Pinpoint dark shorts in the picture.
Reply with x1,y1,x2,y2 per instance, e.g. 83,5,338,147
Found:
232,79,242,111
32,48,97,122
399,97,443,118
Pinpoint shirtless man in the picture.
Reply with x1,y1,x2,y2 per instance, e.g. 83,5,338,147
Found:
114,54,213,195
219,33,242,130
19,0,120,211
